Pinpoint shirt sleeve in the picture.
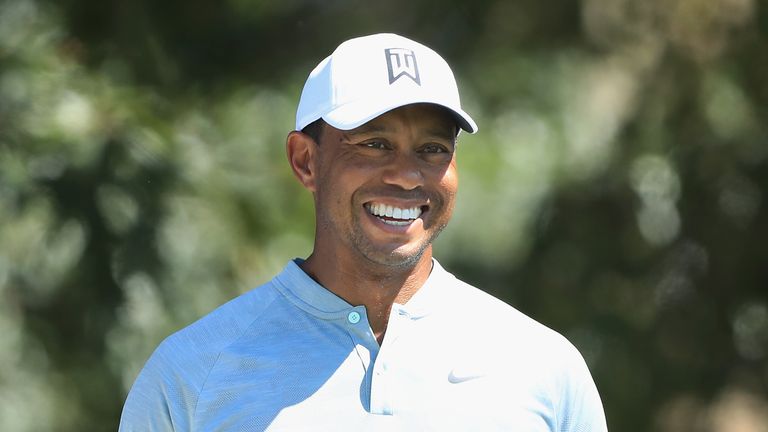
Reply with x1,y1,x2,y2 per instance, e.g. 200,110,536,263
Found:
118,338,202,432
555,340,608,432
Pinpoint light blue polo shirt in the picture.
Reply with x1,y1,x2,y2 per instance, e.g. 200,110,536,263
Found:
119,259,607,431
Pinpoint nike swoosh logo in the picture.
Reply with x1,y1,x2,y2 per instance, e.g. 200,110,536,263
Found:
447,369,484,384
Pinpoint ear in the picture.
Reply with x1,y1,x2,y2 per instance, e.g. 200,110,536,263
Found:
286,131,318,192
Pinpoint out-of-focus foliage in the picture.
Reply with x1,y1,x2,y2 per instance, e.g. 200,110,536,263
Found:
1,0,766,430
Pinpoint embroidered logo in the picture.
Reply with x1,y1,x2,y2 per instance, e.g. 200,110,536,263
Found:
385,48,421,85
447,368,484,384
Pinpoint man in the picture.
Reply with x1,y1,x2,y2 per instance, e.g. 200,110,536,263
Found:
120,33,607,431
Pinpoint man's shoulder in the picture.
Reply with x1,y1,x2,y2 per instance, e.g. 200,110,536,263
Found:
155,277,282,368
441,275,546,330
119,278,283,430
441,272,581,360
441,272,605,424
130,276,283,392
417,265,607,430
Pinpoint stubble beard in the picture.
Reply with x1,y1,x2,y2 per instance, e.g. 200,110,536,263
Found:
349,215,448,269
315,202,450,270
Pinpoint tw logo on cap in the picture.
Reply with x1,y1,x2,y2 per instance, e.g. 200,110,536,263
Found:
385,48,421,85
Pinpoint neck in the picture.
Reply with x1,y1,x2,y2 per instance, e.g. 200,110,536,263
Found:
299,247,433,344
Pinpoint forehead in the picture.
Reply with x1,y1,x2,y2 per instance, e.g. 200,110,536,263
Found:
346,103,458,137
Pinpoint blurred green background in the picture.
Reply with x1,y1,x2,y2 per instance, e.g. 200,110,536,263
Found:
1,0,767,430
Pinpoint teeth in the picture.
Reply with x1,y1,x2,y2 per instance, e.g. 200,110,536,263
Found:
382,219,410,226
366,203,422,221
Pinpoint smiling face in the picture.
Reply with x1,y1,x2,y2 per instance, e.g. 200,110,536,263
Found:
298,103,459,269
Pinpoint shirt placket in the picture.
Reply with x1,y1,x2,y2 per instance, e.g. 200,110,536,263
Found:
368,305,411,416
343,306,381,412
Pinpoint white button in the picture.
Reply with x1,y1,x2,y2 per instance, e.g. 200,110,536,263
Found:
347,311,361,324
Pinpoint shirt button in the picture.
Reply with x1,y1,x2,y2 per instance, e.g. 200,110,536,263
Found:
347,311,361,324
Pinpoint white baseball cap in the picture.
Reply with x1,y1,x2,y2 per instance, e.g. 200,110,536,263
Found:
295,33,478,134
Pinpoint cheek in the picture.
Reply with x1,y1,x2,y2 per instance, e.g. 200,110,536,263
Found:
439,166,459,202
314,165,364,211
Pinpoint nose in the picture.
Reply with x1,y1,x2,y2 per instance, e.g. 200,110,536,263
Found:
381,152,424,190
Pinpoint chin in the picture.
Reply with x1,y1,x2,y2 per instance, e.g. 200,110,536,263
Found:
376,253,422,268
359,243,429,268
349,222,444,269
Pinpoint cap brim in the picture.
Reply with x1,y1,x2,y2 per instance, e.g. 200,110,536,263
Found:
322,97,478,134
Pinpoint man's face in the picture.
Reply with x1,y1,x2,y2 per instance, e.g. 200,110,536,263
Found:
312,103,459,268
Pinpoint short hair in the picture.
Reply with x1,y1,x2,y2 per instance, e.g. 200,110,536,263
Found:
301,119,326,145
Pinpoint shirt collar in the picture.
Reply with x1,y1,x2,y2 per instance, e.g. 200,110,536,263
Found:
273,258,454,320
273,259,354,320
394,258,453,319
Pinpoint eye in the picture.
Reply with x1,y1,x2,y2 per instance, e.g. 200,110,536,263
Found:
360,140,388,150
421,143,451,154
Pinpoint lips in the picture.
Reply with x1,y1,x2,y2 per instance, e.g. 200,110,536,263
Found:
365,202,424,226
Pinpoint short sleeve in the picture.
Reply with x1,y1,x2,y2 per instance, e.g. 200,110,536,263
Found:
118,337,203,432
555,340,608,432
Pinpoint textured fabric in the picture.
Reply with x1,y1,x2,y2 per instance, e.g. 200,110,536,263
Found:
119,259,607,431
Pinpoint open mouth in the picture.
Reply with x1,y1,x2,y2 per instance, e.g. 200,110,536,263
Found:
365,202,425,226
